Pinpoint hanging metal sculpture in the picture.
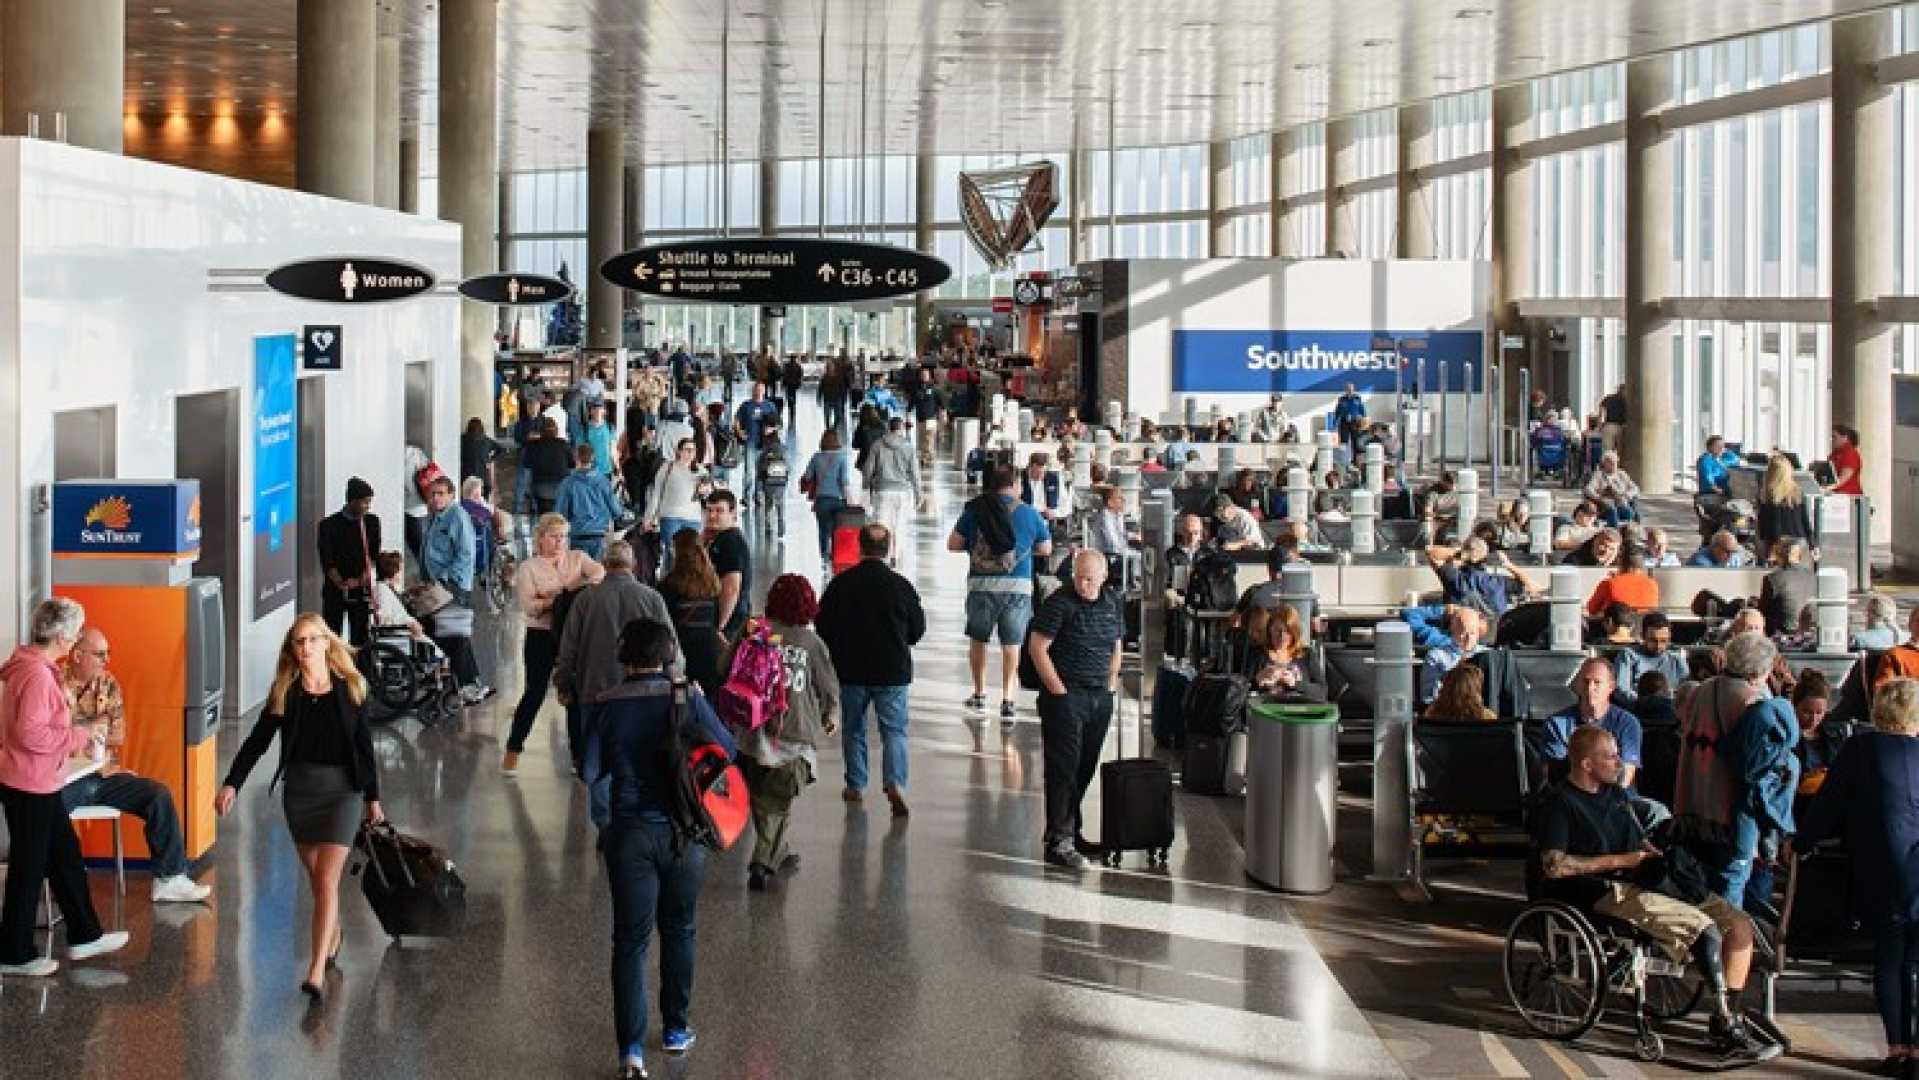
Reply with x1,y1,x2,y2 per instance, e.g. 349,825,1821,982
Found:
958,161,1061,270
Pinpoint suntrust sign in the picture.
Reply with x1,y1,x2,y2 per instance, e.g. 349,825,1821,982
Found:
1171,329,1484,394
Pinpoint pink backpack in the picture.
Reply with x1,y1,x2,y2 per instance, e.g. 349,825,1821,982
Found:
715,618,790,735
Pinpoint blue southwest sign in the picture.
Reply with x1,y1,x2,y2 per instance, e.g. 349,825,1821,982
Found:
1171,329,1485,394
52,480,202,558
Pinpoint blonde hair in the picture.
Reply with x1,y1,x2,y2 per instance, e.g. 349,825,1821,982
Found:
535,512,571,539
1874,678,1919,735
1761,455,1801,507
269,613,366,714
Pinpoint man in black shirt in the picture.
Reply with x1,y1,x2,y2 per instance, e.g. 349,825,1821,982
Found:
315,477,381,645
702,491,752,639
817,524,927,817
1028,550,1124,870
1598,383,1628,456
1534,727,1778,1063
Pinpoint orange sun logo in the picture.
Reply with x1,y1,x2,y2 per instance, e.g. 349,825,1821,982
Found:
84,496,132,531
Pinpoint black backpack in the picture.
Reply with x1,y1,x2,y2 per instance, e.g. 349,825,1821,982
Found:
1184,550,1240,613
1181,672,1250,737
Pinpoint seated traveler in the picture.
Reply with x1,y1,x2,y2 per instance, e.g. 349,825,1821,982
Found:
1757,537,1815,637
1563,525,1624,568
1688,529,1756,568
1533,727,1779,1063
1424,664,1497,722
1209,493,1265,552
1426,536,1537,619
1790,669,1852,791
1629,671,1678,730
372,552,489,704
1876,606,1919,690
1583,452,1642,525
59,626,211,903
1553,501,1603,552
1585,546,1660,617
1853,593,1904,652
1613,612,1688,705
1419,607,1488,706
1697,436,1741,497
1532,657,1645,787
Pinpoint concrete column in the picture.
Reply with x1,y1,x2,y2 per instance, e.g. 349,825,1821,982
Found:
914,150,936,351
1068,143,1090,264
296,0,377,203
439,0,499,429
1490,85,1535,422
399,133,420,212
374,31,401,209
758,159,783,353
1275,129,1308,258
1267,133,1284,256
586,112,625,350
1,0,124,152
1832,12,1897,544
1326,117,1358,257
1396,103,1435,259
1208,138,1233,257
623,163,644,324
1623,56,1677,495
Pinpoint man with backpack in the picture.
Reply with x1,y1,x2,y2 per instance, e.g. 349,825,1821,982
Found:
947,464,1054,728
865,417,921,568
816,525,926,817
733,382,780,513
555,444,627,560
754,425,791,535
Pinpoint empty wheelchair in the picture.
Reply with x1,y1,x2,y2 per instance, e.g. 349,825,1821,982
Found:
360,625,463,726
1503,900,1705,1063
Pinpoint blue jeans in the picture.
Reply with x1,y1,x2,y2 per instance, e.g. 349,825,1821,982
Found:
812,495,844,563
841,684,911,792
1705,813,1761,910
659,517,699,570
60,773,188,878
742,446,761,507
1599,501,1638,526
604,817,707,1063
573,533,606,561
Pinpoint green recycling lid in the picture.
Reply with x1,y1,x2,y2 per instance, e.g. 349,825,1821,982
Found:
1250,703,1340,725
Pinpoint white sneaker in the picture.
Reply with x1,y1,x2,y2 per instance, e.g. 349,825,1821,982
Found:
0,957,58,977
152,875,211,904
67,930,129,961
461,685,486,705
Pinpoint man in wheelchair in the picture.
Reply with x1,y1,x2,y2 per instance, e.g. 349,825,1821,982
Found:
1535,726,1781,1063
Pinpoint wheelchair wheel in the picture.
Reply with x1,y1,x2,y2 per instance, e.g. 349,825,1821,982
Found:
486,552,516,613
1504,902,1607,1040
1640,952,1706,1022
366,642,421,716
429,684,465,726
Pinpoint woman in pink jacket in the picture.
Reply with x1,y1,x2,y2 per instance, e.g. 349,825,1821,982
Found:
0,598,129,976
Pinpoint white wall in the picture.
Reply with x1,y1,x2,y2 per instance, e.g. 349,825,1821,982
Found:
0,139,463,711
1118,258,1491,436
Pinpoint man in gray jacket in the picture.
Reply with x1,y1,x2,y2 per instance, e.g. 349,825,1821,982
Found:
554,540,683,774
866,417,921,568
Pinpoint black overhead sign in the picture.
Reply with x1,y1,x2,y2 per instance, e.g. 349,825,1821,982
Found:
265,257,436,304
458,271,573,306
601,238,951,305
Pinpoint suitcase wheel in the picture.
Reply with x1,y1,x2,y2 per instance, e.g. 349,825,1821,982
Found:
1104,852,1122,868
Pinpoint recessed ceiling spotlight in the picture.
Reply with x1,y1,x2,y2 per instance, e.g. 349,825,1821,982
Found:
1455,7,1493,18
1360,38,1391,48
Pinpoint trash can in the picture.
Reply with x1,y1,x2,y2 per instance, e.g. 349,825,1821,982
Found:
1244,702,1340,894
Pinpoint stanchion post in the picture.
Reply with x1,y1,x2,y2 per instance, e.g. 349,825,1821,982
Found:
1371,621,1416,883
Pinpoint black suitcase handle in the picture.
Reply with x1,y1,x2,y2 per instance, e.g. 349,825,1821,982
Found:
355,821,418,892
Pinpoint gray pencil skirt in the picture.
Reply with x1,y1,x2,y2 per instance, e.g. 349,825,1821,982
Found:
282,763,363,847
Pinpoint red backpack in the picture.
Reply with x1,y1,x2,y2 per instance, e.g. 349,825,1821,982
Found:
715,618,790,735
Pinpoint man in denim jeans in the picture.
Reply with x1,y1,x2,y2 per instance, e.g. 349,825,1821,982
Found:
816,525,926,817
948,465,1054,730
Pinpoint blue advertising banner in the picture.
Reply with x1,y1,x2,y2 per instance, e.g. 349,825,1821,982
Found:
51,480,201,557
1171,329,1485,394
253,334,298,618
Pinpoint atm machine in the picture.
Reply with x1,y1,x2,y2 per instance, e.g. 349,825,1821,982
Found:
50,480,224,866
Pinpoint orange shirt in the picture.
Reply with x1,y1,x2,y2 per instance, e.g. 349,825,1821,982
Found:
1585,571,1660,616
1874,646,1919,690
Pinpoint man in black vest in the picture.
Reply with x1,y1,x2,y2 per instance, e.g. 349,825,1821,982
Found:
316,477,381,645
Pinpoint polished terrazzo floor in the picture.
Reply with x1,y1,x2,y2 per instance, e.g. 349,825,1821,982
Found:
0,400,1892,1079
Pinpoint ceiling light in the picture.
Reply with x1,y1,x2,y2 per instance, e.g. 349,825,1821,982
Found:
1360,38,1391,48
1455,7,1493,18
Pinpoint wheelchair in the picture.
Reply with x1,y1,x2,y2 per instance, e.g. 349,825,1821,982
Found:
1502,898,1705,1063
360,624,463,726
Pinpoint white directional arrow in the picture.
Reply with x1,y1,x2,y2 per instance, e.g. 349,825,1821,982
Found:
817,263,835,282
633,263,655,281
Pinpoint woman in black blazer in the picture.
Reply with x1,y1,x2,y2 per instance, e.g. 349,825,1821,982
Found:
1755,453,1813,561
215,613,384,1002
1797,677,1919,1072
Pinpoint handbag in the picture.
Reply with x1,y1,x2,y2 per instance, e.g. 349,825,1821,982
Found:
403,582,455,617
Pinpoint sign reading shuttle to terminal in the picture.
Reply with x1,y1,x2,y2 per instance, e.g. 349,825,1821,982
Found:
603,238,951,304
1171,329,1485,394
265,257,437,304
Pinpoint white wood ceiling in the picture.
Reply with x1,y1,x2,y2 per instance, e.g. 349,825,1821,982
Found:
121,0,1899,170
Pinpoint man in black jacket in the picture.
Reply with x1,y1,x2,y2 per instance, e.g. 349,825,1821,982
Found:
316,477,381,644
816,524,927,818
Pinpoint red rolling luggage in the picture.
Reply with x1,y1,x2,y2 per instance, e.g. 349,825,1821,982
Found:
831,505,867,573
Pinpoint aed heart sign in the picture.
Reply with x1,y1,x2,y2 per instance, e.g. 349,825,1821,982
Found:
603,238,950,305
458,272,573,306
1171,329,1484,394
265,257,436,304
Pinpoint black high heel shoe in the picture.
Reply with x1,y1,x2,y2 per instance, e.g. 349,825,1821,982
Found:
300,980,324,1004
327,928,343,971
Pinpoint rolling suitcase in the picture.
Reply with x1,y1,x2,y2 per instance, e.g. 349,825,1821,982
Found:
1098,682,1175,867
352,822,468,940
1150,663,1192,752
831,505,867,573
1182,733,1231,795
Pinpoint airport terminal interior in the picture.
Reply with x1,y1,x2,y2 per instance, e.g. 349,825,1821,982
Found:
16,1,1919,1078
